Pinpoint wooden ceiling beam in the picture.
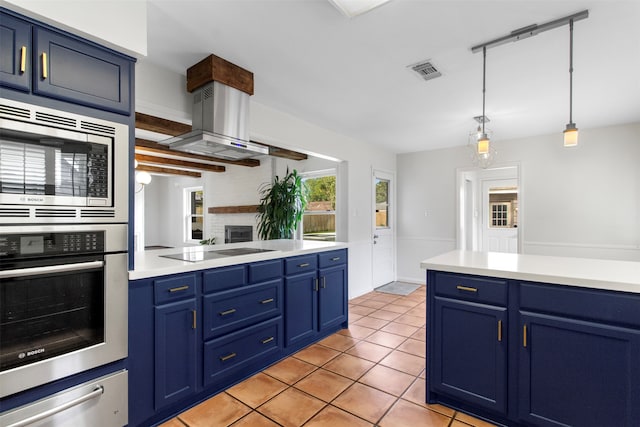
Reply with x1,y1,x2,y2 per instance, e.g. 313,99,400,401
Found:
135,139,261,167
267,145,308,161
137,164,201,178
135,112,191,136
135,153,226,173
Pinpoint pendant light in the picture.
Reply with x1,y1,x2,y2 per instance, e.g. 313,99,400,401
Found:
563,19,578,147
477,46,490,155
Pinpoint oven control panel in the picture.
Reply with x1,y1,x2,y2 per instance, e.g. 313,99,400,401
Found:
0,232,105,258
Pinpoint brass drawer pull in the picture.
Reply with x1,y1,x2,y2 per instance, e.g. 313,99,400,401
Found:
220,352,237,362
330,257,341,261
41,52,47,79
523,324,528,348
498,320,503,342
261,336,274,344
456,285,478,293
219,308,237,316
298,262,310,268
168,285,189,292
192,310,197,329
260,298,274,304
20,46,27,73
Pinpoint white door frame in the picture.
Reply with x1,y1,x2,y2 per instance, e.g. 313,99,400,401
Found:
372,168,396,287
456,162,523,253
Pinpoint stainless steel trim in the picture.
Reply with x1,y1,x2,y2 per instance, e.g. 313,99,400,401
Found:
0,261,104,279
6,386,103,427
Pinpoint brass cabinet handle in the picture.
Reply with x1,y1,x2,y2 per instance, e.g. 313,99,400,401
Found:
219,308,237,316
260,298,274,304
298,262,310,268
330,257,341,261
523,324,528,348
456,285,478,293
168,285,189,293
192,310,197,329
314,278,319,292
498,320,502,342
220,352,237,362
321,276,326,289
261,336,274,344
41,52,47,79
20,46,27,73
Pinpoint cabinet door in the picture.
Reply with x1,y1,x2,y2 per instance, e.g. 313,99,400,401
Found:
33,27,131,114
154,299,197,409
284,271,318,347
432,297,507,415
318,264,347,332
519,312,640,427
0,12,31,91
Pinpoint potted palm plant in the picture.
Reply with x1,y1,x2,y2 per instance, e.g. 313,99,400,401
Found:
256,168,308,240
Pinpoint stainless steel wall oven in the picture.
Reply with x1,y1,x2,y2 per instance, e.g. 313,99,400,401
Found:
0,223,128,399
0,98,128,223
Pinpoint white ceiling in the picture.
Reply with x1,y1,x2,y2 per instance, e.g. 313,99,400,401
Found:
145,0,640,154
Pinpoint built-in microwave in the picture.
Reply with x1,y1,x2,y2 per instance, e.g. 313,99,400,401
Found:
0,98,128,223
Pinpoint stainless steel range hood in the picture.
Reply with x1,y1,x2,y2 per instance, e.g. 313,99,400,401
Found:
164,81,268,160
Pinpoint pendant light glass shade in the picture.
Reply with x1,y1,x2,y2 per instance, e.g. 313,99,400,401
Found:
563,123,578,147
477,134,490,154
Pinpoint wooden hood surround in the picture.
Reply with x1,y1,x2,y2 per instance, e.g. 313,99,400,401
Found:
135,54,307,177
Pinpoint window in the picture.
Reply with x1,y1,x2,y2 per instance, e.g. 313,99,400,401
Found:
302,172,336,241
375,178,389,228
488,186,518,228
185,187,203,242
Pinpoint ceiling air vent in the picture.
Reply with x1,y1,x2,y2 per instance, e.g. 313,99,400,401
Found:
408,60,442,82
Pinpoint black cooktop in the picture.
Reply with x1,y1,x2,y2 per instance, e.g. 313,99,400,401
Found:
161,247,275,263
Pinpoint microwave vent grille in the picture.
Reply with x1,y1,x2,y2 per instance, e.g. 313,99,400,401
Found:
0,207,30,218
35,208,77,218
35,112,77,128
81,209,115,218
0,104,30,119
81,121,116,135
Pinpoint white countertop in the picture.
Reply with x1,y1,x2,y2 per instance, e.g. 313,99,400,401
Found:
421,250,640,294
129,239,348,280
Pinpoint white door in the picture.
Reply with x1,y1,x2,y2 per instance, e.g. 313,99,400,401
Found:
481,179,518,253
372,170,395,287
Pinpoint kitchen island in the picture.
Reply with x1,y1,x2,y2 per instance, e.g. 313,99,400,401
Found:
128,240,348,426
421,250,640,427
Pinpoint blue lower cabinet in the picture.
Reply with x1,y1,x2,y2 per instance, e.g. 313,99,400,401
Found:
432,297,507,415
519,312,640,427
203,317,282,386
318,263,348,332
285,271,318,347
154,298,198,409
426,271,640,427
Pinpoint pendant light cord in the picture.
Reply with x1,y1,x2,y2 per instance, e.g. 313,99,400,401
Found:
482,46,487,134
568,19,574,124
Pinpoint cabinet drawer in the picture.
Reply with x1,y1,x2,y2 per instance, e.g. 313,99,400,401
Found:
318,249,347,268
249,259,283,283
203,317,282,386
519,282,640,328
154,273,197,305
285,254,317,275
203,279,283,340
434,272,507,305
203,265,247,293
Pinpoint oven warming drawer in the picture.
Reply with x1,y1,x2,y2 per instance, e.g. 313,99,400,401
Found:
0,370,128,427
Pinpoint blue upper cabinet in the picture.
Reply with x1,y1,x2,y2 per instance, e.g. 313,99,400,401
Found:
0,12,31,92
33,27,131,115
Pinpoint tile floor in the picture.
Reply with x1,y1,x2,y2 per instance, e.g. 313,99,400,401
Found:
159,286,496,427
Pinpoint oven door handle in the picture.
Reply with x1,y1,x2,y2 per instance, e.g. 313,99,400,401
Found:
6,386,104,427
0,260,104,279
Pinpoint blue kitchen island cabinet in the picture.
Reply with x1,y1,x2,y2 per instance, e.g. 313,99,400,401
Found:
1,8,133,115
128,243,348,426
423,251,640,427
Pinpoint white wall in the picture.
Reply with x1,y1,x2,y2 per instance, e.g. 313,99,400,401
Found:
397,123,640,283
135,58,396,298
3,0,147,57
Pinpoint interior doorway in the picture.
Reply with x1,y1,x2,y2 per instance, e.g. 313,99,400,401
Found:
457,165,521,253
372,169,395,287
